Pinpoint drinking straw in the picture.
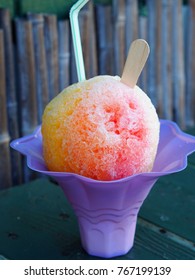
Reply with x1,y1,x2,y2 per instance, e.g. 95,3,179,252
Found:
70,0,89,81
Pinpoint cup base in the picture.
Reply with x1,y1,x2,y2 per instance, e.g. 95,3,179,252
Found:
78,218,136,258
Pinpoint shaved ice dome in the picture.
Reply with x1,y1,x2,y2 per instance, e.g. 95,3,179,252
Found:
42,75,160,181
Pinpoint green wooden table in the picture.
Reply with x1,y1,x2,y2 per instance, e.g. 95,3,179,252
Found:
0,144,195,260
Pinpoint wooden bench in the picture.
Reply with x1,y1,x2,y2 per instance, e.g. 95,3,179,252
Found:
0,131,195,259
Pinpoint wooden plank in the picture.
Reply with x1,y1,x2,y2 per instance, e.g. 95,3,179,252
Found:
171,0,185,128
150,0,185,127
155,0,163,117
185,0,195,127
184,5,192,126
44,14,59,99
157,0,173,120
139,165,195,243
186,127,195,166
0,29,12,189
95,4,114,75
79,1,97,79
15,18,38,182
138,15,148,91
15,19,37,136
135,218,195,260
58,19,70,91
0,179,79,260
27,13,49,123
78,3,91,80
146,0,158,106
88,2,98,78
0,178,194,260
70,29,78,84
0,9,16,114
0,8,22,186
125,0,139,55
0,30,7,137
112,0,126,76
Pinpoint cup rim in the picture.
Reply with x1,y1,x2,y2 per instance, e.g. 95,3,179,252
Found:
10,119,195,185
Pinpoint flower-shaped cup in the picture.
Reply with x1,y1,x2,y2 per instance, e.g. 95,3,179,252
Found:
10,120,195,258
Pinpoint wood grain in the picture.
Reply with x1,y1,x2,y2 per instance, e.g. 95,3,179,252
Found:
146,0,157,105
0,8,22,186
58,19,70,91
186,0,195,126
159,0,173,120
15,19,37,136
172,0,185,128
139,165,195,243
15,18,38,182
125,0,138,55
27,13,49,123
79,1,97,79
0,30,12,189
112,0,126,76
121,39,150,88
95,4,114,75
44,14,59,99
0,178,195,259
138,14,148,92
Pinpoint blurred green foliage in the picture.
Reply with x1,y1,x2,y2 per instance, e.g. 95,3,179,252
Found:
0,0,113,18
94,0,112,4
0,0,14,16
0,0,190,19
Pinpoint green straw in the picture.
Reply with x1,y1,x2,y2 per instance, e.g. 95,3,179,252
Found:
70,0,89,82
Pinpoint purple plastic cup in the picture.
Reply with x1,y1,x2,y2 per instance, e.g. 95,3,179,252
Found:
10,120,195,258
